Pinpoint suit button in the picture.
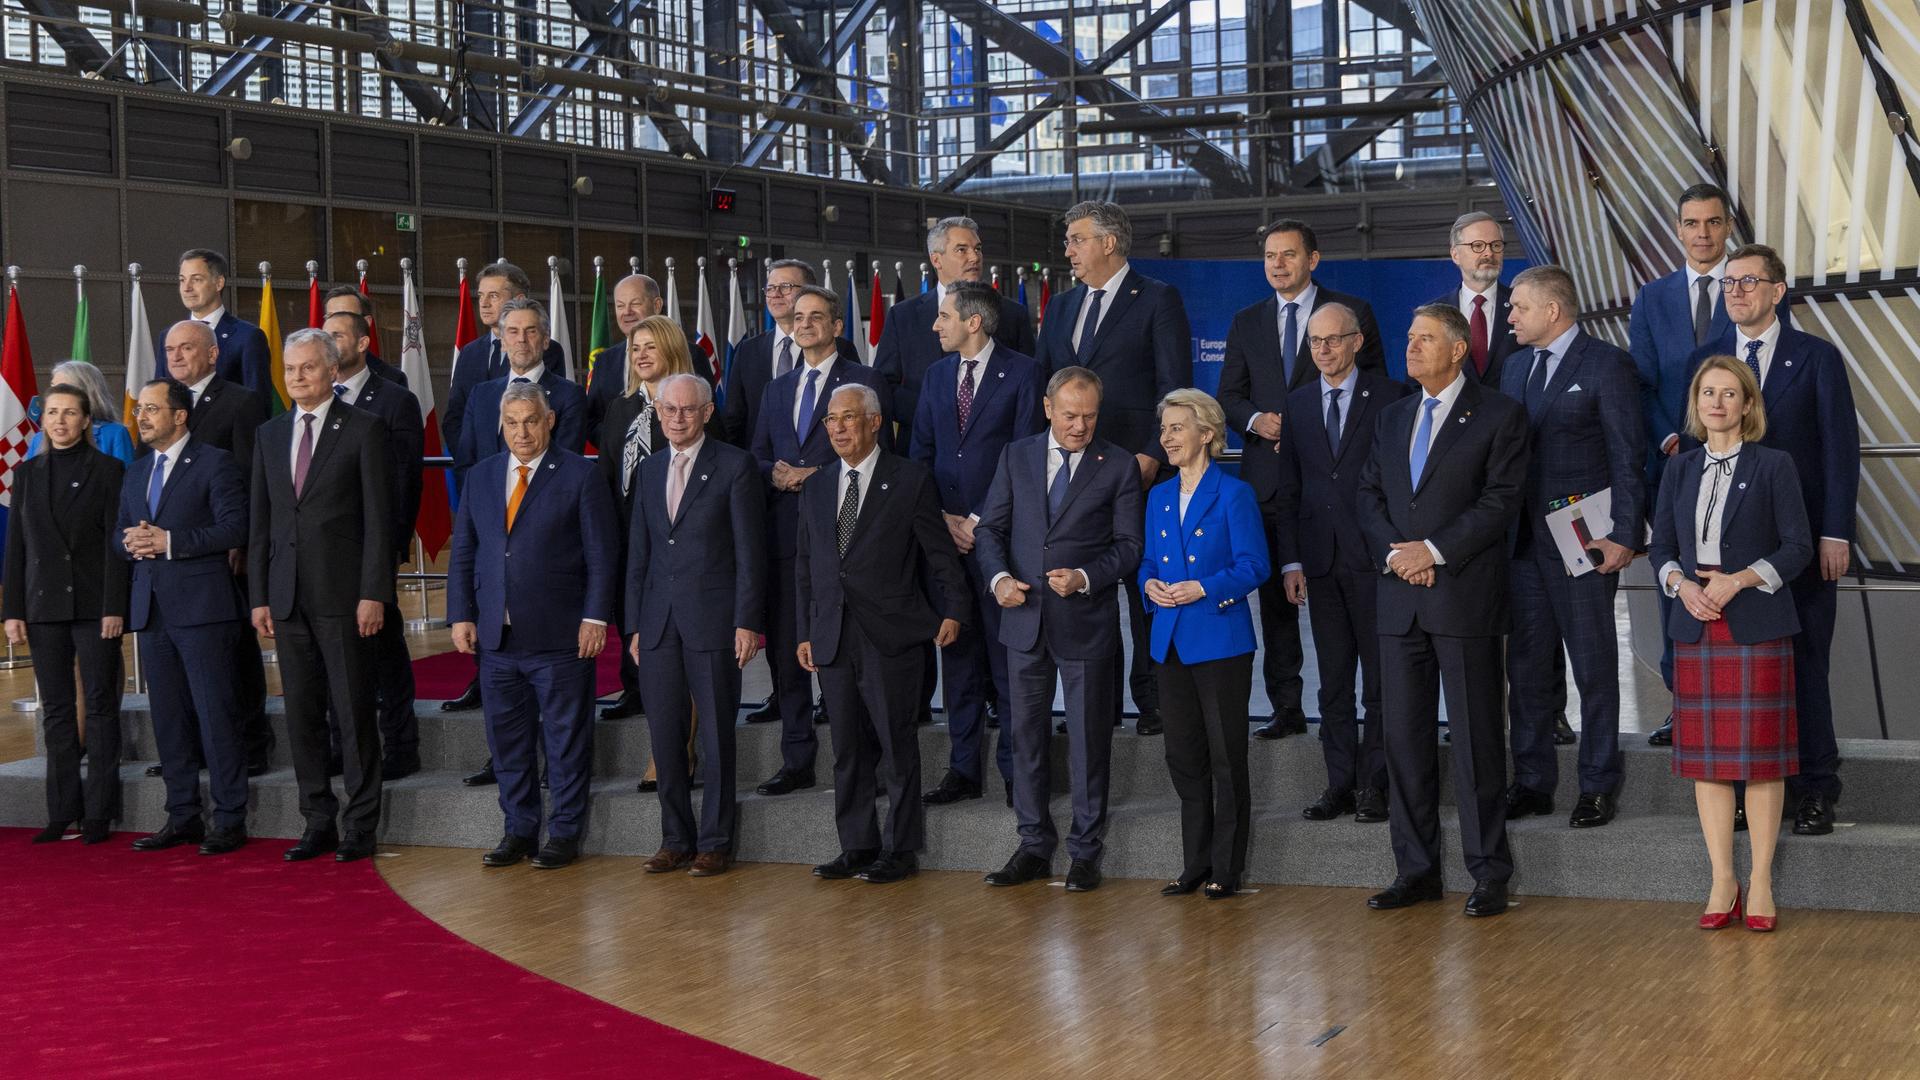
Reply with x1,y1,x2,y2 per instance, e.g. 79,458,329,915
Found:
63,554,70,560
1330,472,1338,480
1409,502,1417,510
957,451,963,458
66,586,72,592
667,539,675,545
839,571,847,579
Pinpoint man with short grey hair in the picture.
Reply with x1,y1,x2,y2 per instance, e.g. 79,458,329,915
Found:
1426,210,1520,386
1034,199,1192,736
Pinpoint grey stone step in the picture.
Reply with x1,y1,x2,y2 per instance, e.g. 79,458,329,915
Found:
2,756,1913,911
57,697,1920,823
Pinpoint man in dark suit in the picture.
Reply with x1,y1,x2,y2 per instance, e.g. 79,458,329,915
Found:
1357,304,1529,918
163,319,274,778
908,281,1047,806
118,380,253,855
323,310,425,779
1218,218,1387,738
584,274,714,436
441,261,567,462
876,216,1036,450
973,367,1144,891
1271,303,1409,824
177,248,273,400
625,373,766,877
1691,243,1857,836
798,383,966,884
456,298,588,482
1428,211,1521,387
449,382,619,870
1034,201,1192,734
1498,266,1646,829
720,259,861,449
323,286,406,383
749,285,893,797
249,329,395,864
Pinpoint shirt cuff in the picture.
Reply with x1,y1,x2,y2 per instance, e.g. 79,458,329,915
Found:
582,618,608,627
1661,433,1679,453
1819,536,1848,545
989,572,1010,594
1281,562,1303,576
164,533,172,560
968,512,980,524
1246,415,1261,434
1658,561,1684,597
1749,559,1784,594
1425,540,1445,565
1074,569,1090,595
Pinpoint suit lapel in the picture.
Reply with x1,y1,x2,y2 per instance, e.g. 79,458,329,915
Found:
962,359,1009,443
154,446,197,519
666,442,717,533
1176,466,1221,557
296,408,347,504
1540,335,1588,407
1333,379,1377,464
1050,441,1109,528
1413,380,1480,496
263,414,296,507
1715,448,1756,538
511,453,560,527
1058,287,1088,354
846,453,891,552
1087,277,1142,356
1762,328,1811,404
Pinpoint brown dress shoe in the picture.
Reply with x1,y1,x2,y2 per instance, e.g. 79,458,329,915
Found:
644,848,693,873
688,851,731,877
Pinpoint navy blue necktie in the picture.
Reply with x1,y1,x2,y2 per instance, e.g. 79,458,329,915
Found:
1281,301,1300,385
795,368,820,444
1048,447,1072,518
1325,387,1343,456
487,338,504,380
1074,290,1105,364
1525,349,1551,416
146,451,166,517
1744,339,1764,387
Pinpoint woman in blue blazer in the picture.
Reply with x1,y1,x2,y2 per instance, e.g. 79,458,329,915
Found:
1649,355,1812,933
1140,388,1270,898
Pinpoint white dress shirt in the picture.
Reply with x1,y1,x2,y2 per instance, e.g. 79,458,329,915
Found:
791,354,838,433
1733,317,1782,387
956,338,995,394
1685,257,1727,326
1276,281,1317,358
336,363,374,403
197,306,226,332
989,433,1091,596
502,362,545,406
1388,371,1470,567
1070,263,1130,352
186,371,216,407
1522,323,1580,388
1658,441,1783,598
287,396,335,483
1458,282,1498,322
834,444,882,520
770,329,798,378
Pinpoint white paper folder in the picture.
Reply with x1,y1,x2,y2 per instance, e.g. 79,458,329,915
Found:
1543,489,1613,577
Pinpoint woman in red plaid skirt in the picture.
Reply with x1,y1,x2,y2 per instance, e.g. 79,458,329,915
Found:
1649,356,1812,932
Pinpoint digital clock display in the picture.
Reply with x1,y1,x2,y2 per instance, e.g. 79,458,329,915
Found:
710,187,736,213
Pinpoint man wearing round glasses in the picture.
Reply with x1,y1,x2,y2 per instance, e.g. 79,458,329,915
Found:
718,260,860,450
1427,211,1520,386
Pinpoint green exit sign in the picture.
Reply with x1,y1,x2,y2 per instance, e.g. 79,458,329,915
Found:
395,212,417,233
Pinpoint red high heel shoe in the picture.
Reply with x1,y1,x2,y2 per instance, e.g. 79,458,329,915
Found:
1699,883,1743,930
1744,885,1776,932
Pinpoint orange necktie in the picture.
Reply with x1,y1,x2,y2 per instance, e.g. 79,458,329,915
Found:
505,464,530,532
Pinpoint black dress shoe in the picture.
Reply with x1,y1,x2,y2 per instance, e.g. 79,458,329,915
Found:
31,822,71,843
461,760,497,787
599,690,644,721
1135,711,1162,736
482,835,537,867
1733,804,1748,832
382,752,422,782
143,763,164,777
131,820,205,851
1203,881,1239,900
1161,872,1208,896
924,769,983,805
440,679,483,712
335,831,377,862
636,778,658,793
813,849,879,879
1368,875,1443,910
1647,714,1674,746
1004,787,1013,808
742,697,778,724
756,770,815,796
80,820,110,845
858,851,918,883
1055,719,1068,735
812,698,830,726
1354,788,1389,823
984,851,1052,886
984,699,1000,729
1552,717,1578,745
1504,783,1555,820
530,837,581,869
1254,708,1309,739
916,706,934,726
1064,858,1101,892
1464,879,1511,917
284,829,340,862
1793,794,1835,836
198,826,248,855
1302,788,1356,821
1569,792,1617,829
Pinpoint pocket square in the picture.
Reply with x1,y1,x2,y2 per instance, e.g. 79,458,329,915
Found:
1566,383,1583,392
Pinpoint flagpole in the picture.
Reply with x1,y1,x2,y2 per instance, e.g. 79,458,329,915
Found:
1,266,32,676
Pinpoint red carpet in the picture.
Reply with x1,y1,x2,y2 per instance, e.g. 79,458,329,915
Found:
411,647,626,700
0,829,805,1078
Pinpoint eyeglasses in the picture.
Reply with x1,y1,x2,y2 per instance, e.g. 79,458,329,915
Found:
1719,275,1778,293
1308,332,1361,351
762,283,801,297
1062,233,1102,251
656,405,707,418
1455,240,1506,254
130,404,176,417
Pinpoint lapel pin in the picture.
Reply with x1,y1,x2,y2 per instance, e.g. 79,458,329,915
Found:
1784,360,1793,367
1457,417,1466,423
699,474,708,482
1163,504,1170,512
880,483,889,491
1361,390,1371,398
1738,482,1747,489
70,481,79,488
997,371,1005,379
1159,529,1167,537
1194,528,1205,536
183,457,192,464
1095,455,1103,462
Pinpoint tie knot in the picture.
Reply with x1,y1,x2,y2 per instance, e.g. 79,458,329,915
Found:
301,412,315,425
1473,294,1485,310
516,464,529,479
333,384,347,398
1424,397,1441,414
1285,301,1298,314
1057,447,1072,462
805,368,819,382
511,376,530,384
1329,387,1342,401
1746,340,1763,357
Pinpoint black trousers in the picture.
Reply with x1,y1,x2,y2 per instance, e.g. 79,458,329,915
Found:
29,620,122,825
1255,505,1305,715
1008,641,1115,863
330,600,419,759
1158,645,1254,888
278,607,382,834
1381,626,1512,884
1307,568,1386,793
766,557,818,776
640,625,741,853
817,618,926,855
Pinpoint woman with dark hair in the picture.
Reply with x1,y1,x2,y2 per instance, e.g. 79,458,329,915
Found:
1650,354,1812,932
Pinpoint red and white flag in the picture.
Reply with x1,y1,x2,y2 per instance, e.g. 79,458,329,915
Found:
402,265,452,559
358,266,382,356
694,260,719,388
867,270,886,351
0,280,40,563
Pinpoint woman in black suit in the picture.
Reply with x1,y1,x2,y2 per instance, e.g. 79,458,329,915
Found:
2,383,130,843
1649,354,1811,932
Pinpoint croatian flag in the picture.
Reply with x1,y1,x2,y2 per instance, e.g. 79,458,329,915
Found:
694,261,719,388
0,281,39,570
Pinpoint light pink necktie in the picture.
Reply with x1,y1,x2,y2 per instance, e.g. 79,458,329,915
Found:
666,452,690,523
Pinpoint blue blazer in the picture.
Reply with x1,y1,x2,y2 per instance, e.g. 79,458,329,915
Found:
446,448,618,652
1685,324,1858,545
1138,464,1269,664
1629,269,1790,484
29,420,134,464
1649,445,1812,644
1271,370,1410,576
749,358,892,555
1034,272,1192,457
719,331,862,448
907,346,1047,517
211,311,274,401
623,438,767,653
441,335,567,456
874,288,1035,445
114,439,250,631
972,434,1144,661
453,369,588,483
1498,330,1647,549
